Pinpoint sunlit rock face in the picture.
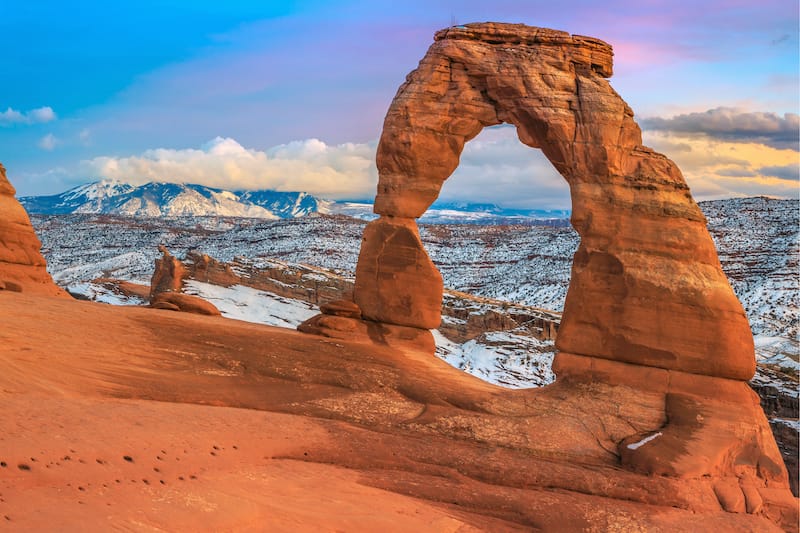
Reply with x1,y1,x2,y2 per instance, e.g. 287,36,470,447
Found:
359,22,754,381
0,163,67,297
297,24,797,528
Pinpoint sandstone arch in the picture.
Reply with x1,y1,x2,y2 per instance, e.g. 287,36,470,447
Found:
298,26,793,516
353,22,755,381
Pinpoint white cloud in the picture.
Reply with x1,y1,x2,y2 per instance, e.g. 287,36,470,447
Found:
0,106,57,126
77,127,795,208
81,130,570,206
84,137,380,200
38,133,58,151
442,125,569,209
643,131,799,201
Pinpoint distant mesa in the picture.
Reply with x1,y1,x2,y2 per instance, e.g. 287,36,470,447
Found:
0,163,67,297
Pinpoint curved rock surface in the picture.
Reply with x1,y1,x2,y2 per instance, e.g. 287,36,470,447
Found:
327,22,796,527
0,163,66,297
1,291,796,531
356,22,753,381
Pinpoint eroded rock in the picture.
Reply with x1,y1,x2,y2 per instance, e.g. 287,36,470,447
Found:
297,22,796,528
354,217,442,329
0,164,67,298
150,292,220,316
358,22,753,381
150,245,187,299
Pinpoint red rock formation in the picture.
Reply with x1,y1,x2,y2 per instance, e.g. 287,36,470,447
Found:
299,22,796,526
183,251,354,305
149,245,187,299
150,292,221,316
354,217,442,329
357,22,753,381
0,163,67,297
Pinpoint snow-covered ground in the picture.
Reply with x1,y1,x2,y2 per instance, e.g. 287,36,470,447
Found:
180,280,556,388
433,330,555,388
30,197,798,392
67,281,147,306
183,280,319,329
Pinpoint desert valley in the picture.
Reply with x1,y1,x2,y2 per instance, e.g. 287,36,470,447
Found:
1,19,798,533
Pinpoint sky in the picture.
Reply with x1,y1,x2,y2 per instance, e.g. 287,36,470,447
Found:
1,0,797,208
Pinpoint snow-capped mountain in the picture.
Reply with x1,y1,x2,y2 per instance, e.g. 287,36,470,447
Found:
239,190,332,218
20,180,572,224
325,200,572,225
19,180,331,219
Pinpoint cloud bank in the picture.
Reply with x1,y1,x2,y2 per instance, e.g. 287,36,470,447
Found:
81,129,570,207
0,106,57,126
85,137,379,200
643,131,799,200
81,124,797,209
640,107,799,150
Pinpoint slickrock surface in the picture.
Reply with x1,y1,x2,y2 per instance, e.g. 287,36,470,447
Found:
354,22,754,381
0,164,66,297
150,291,221,316
0,291,794,531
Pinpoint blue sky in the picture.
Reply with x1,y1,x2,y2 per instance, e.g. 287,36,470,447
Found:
1,1,797,207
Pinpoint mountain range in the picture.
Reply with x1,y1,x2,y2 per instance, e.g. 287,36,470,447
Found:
19,180,572,224
19,180,329,219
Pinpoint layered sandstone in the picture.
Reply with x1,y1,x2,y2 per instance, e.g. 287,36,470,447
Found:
0,163,66,297
299,22,796,526
149,246,220,315
356,22,753,381
149,245,187,298
150,292,221,316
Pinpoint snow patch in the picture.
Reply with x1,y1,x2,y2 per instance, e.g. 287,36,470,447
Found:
183,280,318,328
627,432,663,450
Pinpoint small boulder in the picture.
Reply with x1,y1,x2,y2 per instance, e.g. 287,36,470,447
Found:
151,292,220,316
320,299,362,319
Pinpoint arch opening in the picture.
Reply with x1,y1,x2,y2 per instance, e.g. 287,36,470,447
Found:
419,124,574,387
434,124,570,213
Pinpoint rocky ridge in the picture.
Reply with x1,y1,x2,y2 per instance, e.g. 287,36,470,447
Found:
20,180,329,219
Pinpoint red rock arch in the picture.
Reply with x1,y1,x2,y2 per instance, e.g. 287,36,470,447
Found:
353,23,755,381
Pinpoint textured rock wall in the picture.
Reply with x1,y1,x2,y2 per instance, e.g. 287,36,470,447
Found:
0,164,66,297
185,252,354,305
